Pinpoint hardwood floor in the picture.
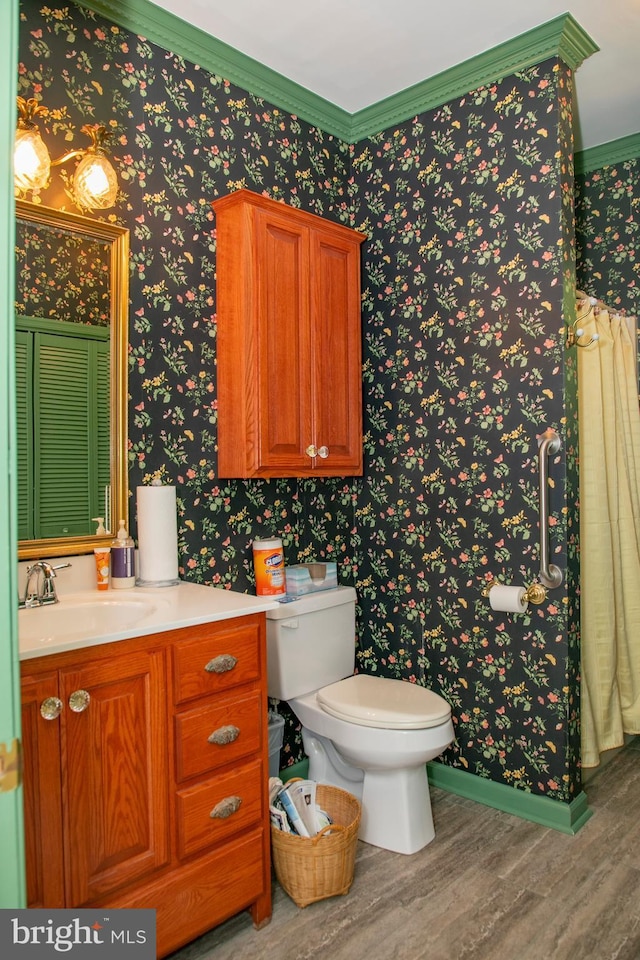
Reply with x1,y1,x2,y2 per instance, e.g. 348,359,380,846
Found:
170,737,640,960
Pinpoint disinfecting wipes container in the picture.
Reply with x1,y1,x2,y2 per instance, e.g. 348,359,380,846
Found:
252,537,286,596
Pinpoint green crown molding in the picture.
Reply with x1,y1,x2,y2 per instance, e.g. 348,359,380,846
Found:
575,132,640,175
350,14,598,142
80,0,354,140
78,3,597,144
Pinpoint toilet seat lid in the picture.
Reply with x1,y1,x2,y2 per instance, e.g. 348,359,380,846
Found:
317,674,451,729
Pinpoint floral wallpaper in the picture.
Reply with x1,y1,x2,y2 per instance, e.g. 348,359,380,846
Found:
15,220,111,323
350,69,578,799
575,156,640,315
18,0,583,804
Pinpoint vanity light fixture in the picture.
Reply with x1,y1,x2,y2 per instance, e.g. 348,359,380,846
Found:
14,96,119,210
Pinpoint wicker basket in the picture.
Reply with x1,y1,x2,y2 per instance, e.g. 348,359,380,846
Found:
271,783,362,908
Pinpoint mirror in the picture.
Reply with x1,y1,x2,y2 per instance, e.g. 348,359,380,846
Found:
15,200,129,560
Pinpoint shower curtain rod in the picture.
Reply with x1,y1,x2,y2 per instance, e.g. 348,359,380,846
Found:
576,290,628,319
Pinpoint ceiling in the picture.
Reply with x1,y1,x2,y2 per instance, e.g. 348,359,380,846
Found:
149,0,640,153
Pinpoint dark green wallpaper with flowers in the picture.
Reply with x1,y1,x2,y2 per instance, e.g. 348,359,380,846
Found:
16,220,111,323
576,156,640,313
18,0,582,804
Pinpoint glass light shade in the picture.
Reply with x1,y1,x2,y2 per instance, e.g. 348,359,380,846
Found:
73,153,118,209
14,126,51,193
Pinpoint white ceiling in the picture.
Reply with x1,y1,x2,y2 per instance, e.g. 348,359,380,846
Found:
150,0,640,152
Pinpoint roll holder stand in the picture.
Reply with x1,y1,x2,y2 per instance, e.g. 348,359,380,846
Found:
481,579,548,605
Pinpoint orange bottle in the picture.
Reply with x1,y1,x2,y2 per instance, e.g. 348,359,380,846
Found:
252,537,286,596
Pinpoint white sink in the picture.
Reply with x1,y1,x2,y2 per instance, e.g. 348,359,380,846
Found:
19,592,163,652
17,580,280,661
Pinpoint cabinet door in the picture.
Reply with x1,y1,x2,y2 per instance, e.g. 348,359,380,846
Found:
310,228,363,475
61,649,169,905
21,671,65,908
214,189,364,478
254,207,313,473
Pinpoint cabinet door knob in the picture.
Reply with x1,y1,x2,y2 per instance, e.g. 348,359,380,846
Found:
305,444,317,458
40,697,63,720
318,445,329,459
68,689,91,713
210,795,242,820
208,724,240,745
205,654,238,674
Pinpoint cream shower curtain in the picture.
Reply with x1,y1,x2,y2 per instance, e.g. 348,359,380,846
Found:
578,295,640,768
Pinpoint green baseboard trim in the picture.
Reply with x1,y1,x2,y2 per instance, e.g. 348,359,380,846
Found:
427,761,593,835
283,757,591,836
279,758,309,782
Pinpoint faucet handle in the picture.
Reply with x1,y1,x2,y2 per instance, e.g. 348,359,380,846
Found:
45,561,73,577
40,561,71,603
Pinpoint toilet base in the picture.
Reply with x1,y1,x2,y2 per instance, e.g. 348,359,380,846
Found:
302,730,435,855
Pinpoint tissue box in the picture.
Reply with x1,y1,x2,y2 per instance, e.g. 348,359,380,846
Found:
285,562,338,597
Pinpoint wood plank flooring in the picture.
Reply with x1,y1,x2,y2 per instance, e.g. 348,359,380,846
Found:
169,737,640,960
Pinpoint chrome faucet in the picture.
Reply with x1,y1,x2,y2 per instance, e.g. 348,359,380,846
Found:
19,560,72,608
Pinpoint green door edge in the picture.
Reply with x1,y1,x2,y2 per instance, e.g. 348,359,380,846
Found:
0,0,26,910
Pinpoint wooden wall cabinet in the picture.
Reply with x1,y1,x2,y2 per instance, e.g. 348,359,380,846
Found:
213,189,365,478
21,613,271,958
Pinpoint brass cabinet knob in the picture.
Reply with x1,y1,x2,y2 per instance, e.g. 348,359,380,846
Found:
208,724,240,745
204,654,238,674
318,445,329,459
68,689,91,713
209,795,242,819
40,696,63,721
305,444,317,458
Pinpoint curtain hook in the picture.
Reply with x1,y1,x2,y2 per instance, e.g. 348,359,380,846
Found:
567,298,599,349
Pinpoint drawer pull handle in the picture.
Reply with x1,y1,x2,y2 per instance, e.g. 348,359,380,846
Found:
208,724,240,745
205,654,238,674
40,697,63,720
210,795,242,819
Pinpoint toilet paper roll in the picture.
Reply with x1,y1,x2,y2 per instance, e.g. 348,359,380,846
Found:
136,484,180,586
488,584,528,614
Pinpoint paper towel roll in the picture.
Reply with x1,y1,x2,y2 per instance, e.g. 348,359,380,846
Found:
136,484,180,586
489,584,528,614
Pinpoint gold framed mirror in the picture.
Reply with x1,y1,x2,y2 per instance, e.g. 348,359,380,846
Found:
16,200,129,559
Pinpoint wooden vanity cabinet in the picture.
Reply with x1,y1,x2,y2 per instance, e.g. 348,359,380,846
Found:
20,613,272,958
21,670,65,908
213,188,365,478
21,649,168,910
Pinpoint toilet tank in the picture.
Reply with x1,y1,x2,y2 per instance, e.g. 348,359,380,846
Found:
266,586,356,700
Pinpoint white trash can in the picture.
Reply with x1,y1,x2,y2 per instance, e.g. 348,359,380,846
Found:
268,711,285,777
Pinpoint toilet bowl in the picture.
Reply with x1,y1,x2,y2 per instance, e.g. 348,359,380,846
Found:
266,587,455,855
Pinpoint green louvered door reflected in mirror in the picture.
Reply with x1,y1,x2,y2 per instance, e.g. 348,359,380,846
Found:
16,317,110,540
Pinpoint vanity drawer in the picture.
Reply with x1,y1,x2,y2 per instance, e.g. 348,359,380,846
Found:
176,759,263,860
175,689,262,782
172,617,262,705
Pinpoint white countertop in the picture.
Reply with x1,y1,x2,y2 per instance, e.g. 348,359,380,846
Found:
18,579,280,661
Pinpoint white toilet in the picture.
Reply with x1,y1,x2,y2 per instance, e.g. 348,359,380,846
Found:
266,586,454,855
